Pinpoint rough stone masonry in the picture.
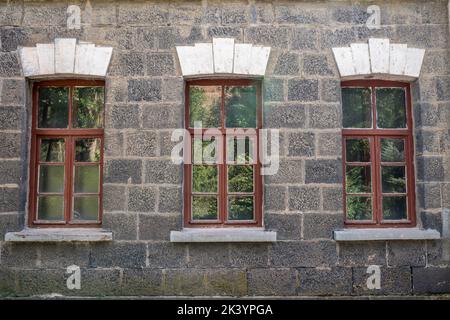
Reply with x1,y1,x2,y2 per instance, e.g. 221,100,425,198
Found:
0,0,449,297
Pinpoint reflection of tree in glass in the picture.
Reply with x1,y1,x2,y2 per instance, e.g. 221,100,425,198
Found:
225,86,256,128
347,196,371,220
342,88,371,128
192,166,217,193
382,167,405,193
192,196,217,220
376,88,406,128
189,86,221,127
75,139,101,162
229,197,253,220
381,139,404,162
346,166,371,193
73,87,104,128
38,87,69,128
228,166,253,192
382,197,406,220
346,139,370,162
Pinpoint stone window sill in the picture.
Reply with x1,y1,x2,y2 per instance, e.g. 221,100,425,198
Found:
170,228,277,243
333,228,440,241
4,228,113,242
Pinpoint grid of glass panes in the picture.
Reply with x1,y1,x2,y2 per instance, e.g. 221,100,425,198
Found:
342,83,412,226
187,82,259,225
32,82,104,225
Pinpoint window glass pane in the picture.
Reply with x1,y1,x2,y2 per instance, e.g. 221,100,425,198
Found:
193,138,218,164
228,196,254,220
342,88,372,128
228,165,253,193
381,139,405,162
192,196,218,220
189,86,221,128
73,87,104,128
226,136,255,164
346,166,371,193
376,88,406,128
346,196,372,220
225,86,257,128
346,139,370,162
73,196,99,221
75,138,101,162
40,139,65,162
39,165,64,193
38,87,69,128
382,166,406,193
382,196,407,220
37,195,64,220
192,166,217,193
74,165,99,193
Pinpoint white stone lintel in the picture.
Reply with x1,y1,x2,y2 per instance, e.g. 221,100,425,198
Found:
333,228,440,241
170,228,277,243
5,228,113,242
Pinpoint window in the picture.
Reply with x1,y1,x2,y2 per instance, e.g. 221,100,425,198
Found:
29,80,104,227
341,80,416,227
184,79,262,227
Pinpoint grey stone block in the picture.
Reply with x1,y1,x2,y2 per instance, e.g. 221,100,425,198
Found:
90,242,146,268
248,268,296,296
0,187,19,212
147,242,187,268
102,212,137,240
396,25,447,49
142,104,181,129
266,159,303,184
104,159,142,184
320,79,341,103
128,79,162,102
156,26,204,50
417,183,442,209
104,131,123,157
0,132,21,158
320,28,356,49
146,53,175,76
269,241,337,267
297,267,352,296
126,131,157,157
115,52,145,76
38,243,90,268
288,132,315,157
387,241,426,267
1,79,24,105
353,267,412,295
303,54,334,76
110,105,140,129
427,240,450,267
420,211,442,231
159,130,177,157
15,269,66,297
245,26,289,48
0,53,20,76
309,104,341,129
416,131,440,154
253,3,274,24
121,268,163,296
413,267,450,294
331,6,369,24
291,28,318,50
288,79,319,101
0,2,22,26
118,3,169,26
0,268,16,297
275,6,327,24
338,242,386,267
207,26,242,39
138,213,181,241
128,186,157,213
164,269,206,296
414,103,440,128
443,183,450,208
322,187,343,211
188,243,231,268
263,78,284,102
416,157,444,182
305,159,342,184
288,186,320,211
317,132,341,157
205,269,247,296
303,213,344,240
265,213,301,240
0,160,20,184
264,103,306,128
145,159,181,184
229,243,269,268
1,242,38,268
0,106,22,129
274,52,300,76
264,185,286,211
168,4,205,25
162,77,184,102
77,268,122,296
436,76,450,101
0,213,19,239
422,51,450,75
158,186,182,213
222,6,249,25
103,185,126,212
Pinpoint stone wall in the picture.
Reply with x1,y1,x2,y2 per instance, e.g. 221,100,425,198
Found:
0,0,449,297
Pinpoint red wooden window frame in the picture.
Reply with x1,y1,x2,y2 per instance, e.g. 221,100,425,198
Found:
184,79,262,228
342,80,416,228
29,79,105,227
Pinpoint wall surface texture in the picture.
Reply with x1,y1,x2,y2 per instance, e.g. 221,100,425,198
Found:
0,0,449,297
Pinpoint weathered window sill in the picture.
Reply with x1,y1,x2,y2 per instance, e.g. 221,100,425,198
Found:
333,228,440,241
170,228,277,243
4,228,113,242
